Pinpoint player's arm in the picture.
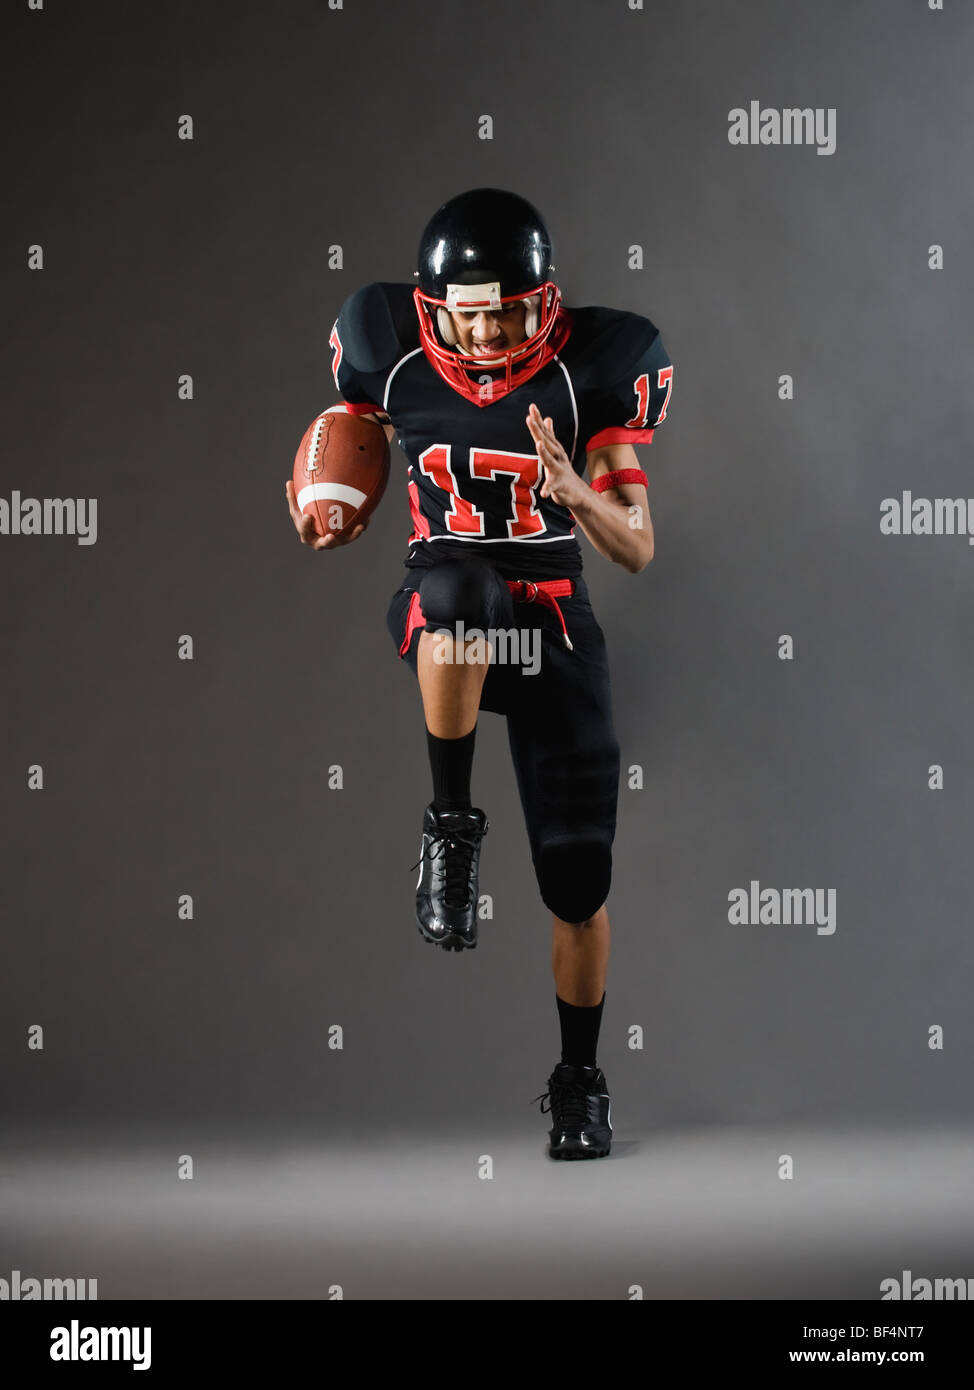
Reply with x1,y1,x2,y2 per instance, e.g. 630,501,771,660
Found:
558,317,672,573
328,284,401,446
286,284,400,548
525,406,653,575
583,442,654,570
565,440,653,574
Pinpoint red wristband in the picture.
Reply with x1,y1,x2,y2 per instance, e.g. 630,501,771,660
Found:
589,467,648,494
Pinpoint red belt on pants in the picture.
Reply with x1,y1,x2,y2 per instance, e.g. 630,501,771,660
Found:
400,577,576,657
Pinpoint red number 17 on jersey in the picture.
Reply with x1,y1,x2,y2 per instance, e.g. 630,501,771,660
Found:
417,444,547,538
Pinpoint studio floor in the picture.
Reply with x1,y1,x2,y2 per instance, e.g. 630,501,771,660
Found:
2,1123,972,1300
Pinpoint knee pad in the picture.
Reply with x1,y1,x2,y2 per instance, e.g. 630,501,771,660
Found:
419,559,508,634
536,836,612,924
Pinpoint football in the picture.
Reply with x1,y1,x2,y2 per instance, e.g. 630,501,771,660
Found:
292,408,390,540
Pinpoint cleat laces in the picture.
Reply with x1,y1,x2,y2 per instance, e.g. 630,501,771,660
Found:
410,825,483,911
532,1077,591,1127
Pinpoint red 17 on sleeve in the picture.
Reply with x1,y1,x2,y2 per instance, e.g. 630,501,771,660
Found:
625,366,673,428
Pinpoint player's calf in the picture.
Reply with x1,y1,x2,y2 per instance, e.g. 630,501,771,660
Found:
417,629,491,737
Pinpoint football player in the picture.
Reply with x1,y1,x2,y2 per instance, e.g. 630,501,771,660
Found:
285,188,673,1159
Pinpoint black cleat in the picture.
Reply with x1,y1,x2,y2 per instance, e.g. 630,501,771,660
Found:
411,803,489,951
533,1062,612,1159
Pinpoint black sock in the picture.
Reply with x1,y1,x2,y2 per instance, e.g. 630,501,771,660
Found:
427,724,476,812
556,992,605,1069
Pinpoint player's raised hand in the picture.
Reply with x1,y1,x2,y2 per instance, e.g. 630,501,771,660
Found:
285,480,369,550
526,404,586,510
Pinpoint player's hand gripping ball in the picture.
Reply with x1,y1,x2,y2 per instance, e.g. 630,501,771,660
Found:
287,408,390,549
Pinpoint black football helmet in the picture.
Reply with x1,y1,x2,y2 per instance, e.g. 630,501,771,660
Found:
413,188,568,401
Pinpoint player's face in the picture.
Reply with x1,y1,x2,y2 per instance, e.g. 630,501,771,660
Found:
449,300,528,358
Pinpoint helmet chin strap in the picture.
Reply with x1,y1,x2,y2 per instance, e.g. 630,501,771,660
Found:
435,295,541,350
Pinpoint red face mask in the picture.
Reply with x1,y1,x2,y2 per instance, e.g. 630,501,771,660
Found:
413,281,572,406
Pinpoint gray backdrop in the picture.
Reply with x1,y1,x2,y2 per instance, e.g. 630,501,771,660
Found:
2,0,972,1300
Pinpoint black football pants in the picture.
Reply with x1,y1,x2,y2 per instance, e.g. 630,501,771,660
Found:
386,556,621,924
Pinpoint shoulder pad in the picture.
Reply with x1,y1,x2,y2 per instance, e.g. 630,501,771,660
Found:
336,282,418,375
560,306,662,383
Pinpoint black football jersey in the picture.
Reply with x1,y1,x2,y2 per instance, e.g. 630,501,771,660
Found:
329,282,673,581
